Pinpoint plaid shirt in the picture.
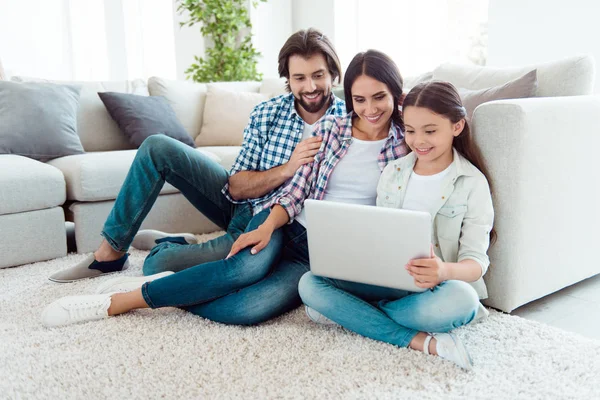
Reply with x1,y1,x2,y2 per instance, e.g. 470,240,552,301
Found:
262,113,408,221
222,92,346,213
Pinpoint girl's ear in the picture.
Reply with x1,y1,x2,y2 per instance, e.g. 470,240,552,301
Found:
453,119,465,137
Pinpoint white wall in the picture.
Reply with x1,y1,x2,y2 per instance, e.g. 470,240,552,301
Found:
0,0,72,79
251,0,293,78
292,0,335,39
488,0,600,93
171,1,205,81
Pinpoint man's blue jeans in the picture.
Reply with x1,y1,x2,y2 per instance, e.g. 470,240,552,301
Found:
298,273,480,347
141,218,311,325
101,134,252,270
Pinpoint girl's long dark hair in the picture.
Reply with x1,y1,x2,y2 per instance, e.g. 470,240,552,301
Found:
343,50,404,130
404,81,497,245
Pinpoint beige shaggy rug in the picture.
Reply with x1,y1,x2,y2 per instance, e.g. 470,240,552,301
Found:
1,233,599,399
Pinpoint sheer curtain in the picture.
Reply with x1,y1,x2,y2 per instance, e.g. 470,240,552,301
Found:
67,0,176,81
334,0,488,77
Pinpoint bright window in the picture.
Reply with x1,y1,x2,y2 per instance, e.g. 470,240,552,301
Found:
334,0,488,78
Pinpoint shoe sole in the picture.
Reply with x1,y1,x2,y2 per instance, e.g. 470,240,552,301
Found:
448,333,474,371
48,260,130,283
95,271,174,294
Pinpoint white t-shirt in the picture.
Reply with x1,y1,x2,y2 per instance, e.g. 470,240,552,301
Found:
402,165,451,215
295,137,386,227
302,121,316,140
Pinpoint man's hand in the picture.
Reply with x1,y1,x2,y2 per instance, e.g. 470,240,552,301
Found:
226,225,273,259
283,137,322,178
405,245,448,289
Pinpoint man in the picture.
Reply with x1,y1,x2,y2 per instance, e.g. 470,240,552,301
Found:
49,28,345,283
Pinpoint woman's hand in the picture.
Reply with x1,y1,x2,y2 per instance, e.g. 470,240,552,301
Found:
226,225,273,259
405,245,449,289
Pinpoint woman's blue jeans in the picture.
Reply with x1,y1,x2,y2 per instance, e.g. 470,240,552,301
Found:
298,273,480,347
141,218,311,325
101,134,252,269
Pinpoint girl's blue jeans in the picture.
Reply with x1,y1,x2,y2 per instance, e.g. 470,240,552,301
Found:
298,272,480,347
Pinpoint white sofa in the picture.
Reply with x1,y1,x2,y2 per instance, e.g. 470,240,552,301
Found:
0,76,286,266
432,55,598,312
1,55,597,314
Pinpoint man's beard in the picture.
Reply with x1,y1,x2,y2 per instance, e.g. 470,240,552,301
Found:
295,90,330,114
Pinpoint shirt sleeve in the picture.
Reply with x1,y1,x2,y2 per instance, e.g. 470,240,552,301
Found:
457,176,495,277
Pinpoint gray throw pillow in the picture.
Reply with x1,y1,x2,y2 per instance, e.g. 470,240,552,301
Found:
98,92,195,148
0,81,84,161
459,70,538,119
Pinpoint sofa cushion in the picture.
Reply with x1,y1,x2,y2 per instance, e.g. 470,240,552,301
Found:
209,81,261,92
259,78,287,97
98,92,195,148
0,58,5,80
433,54,595,97
459,70,538,119
0,155,66,214
404,71,434,91
196,86,270,147
47,149,226,202
0,81,84,161
199,146,242,172
147,77,208,141
11,76,147,152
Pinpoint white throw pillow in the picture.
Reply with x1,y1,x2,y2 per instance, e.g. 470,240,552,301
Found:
148,77,208,141
432,54,594,97
196,86,269,147
259,78,288,97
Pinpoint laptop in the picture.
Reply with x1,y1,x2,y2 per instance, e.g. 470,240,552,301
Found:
304,199,432,292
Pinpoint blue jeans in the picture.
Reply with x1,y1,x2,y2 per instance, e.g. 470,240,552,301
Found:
101,135,251,267
298,273,480,347
142,218,311,325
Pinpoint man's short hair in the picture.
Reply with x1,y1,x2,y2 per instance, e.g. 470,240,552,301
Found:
278,28,342,92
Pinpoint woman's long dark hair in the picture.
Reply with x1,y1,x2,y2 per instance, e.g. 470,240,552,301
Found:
404,81,497,245
343,50,404,130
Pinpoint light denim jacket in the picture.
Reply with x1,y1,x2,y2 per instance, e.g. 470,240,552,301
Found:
376,148,494,299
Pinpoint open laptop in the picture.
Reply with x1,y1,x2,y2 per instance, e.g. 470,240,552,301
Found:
304,199,431,292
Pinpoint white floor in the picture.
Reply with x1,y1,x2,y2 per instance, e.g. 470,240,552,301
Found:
511,274,600,340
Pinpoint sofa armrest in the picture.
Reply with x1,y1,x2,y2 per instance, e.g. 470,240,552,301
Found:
471,96,600,312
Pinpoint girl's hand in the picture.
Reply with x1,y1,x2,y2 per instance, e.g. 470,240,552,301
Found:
226,225,273,259
405,245,449,289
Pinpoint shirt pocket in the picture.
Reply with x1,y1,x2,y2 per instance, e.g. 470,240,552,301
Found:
376,188,399,208
436,204,467,240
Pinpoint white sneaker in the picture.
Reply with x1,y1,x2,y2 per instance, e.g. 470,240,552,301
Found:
41,293,114,327
432,333,473,370
95,271,174,294
305,306,338,326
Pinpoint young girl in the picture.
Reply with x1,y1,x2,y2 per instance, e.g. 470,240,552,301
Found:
41,50,408,328
298,81,495,370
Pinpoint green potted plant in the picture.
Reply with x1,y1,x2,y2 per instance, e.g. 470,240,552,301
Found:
177,0,267,83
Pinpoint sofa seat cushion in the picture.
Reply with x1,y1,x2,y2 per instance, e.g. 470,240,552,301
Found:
199,146,242,172
48,147,239,202
0,155,66,214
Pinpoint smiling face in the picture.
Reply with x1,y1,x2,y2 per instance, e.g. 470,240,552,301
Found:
288,53,333,120
403,106,464,173
350,74,394,135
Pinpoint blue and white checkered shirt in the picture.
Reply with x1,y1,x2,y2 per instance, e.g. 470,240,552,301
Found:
222,92,346,213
